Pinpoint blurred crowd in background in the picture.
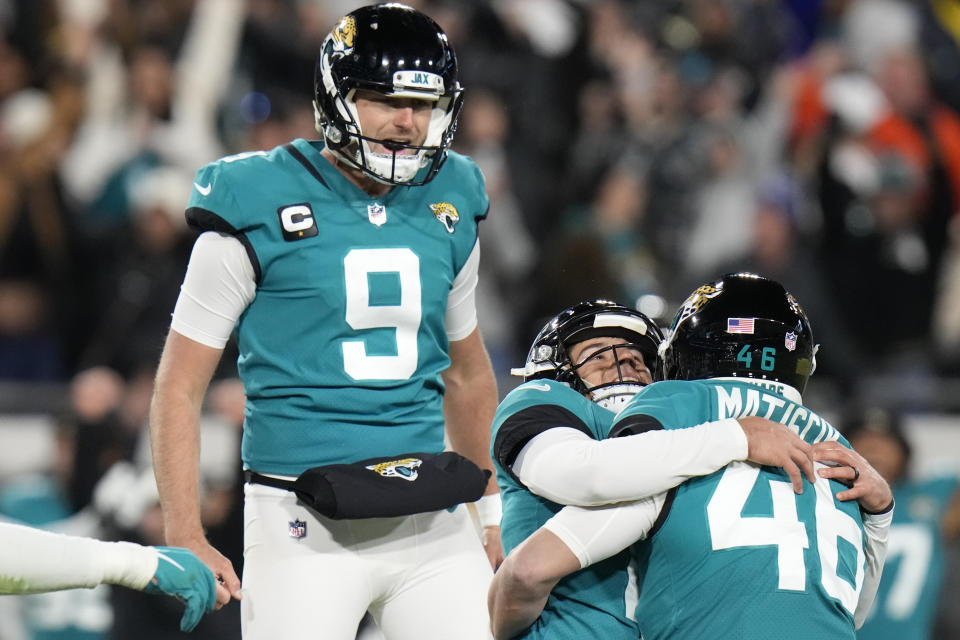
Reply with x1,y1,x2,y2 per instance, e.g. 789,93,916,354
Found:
1,0,960,638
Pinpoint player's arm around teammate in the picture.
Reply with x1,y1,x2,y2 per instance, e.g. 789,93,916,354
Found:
491,277,896,638
490,300,821,639
444,327,503,567
490,451,894,640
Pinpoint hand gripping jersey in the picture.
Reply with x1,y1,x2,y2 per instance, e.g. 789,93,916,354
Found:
186,139,487,475
491,379,639,640
615,378,866,640
857,474,959,640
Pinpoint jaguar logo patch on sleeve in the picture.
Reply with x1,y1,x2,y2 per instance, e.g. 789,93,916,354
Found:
429,202,459,233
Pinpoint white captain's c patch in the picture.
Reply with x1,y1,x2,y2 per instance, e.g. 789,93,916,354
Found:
365,457,423,482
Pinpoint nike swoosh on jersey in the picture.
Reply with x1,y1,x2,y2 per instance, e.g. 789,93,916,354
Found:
193,182,212,196
524,383,551,392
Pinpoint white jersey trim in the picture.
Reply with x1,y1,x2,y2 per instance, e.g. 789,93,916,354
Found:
445,240,480,341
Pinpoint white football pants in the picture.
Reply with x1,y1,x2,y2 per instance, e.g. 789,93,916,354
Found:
241,482,494,639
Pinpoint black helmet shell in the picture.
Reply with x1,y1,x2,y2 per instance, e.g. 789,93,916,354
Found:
662,273,816,394
314,3,463,185
514,300,664,393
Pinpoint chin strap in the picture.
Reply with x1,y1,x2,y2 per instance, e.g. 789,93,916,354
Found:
590,383,644,411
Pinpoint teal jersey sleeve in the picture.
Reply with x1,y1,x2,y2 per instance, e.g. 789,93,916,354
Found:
188,158,243,220
492,380,610,487
187,150,272,228
185,149,279,283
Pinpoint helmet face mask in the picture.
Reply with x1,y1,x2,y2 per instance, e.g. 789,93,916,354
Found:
661,273,817,394
314,4,463,186
512,300,664,409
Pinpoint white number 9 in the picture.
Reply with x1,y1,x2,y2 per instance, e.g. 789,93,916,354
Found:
342,248,422,380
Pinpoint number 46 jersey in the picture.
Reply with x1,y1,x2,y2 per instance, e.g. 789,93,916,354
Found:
616,378,865,640
185,138,488,476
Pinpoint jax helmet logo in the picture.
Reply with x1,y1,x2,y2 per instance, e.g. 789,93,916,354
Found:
429,202,459,233
673,283,723,328
330,15,357,55
366,457,423,482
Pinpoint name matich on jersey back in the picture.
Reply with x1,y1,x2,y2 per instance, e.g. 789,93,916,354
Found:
712,383,840,443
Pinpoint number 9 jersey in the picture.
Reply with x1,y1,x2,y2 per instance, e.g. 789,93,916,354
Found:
185,138,488,476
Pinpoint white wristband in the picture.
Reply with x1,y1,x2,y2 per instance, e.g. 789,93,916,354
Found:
475,493,502,528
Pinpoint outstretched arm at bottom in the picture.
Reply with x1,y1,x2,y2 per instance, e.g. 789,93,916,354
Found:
0,523,217,631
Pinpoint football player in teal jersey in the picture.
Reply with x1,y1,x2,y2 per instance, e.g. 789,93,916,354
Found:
489,299,828,640
149,5,501,638
841,408,960,640
490,274,896,640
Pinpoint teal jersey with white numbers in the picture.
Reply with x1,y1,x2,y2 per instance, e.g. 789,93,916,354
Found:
187,139,488,475
615,378,864,640
491,379,639,640
857,474,959,640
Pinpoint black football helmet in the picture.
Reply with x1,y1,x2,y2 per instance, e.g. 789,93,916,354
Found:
512,300,664,410
314,3,463,186
661,273,817,394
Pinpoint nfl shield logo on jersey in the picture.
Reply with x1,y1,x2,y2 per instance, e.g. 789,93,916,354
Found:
368,202,387,226
288,519,307,539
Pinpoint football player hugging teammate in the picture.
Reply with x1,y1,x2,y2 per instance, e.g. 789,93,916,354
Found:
489,275,896,640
